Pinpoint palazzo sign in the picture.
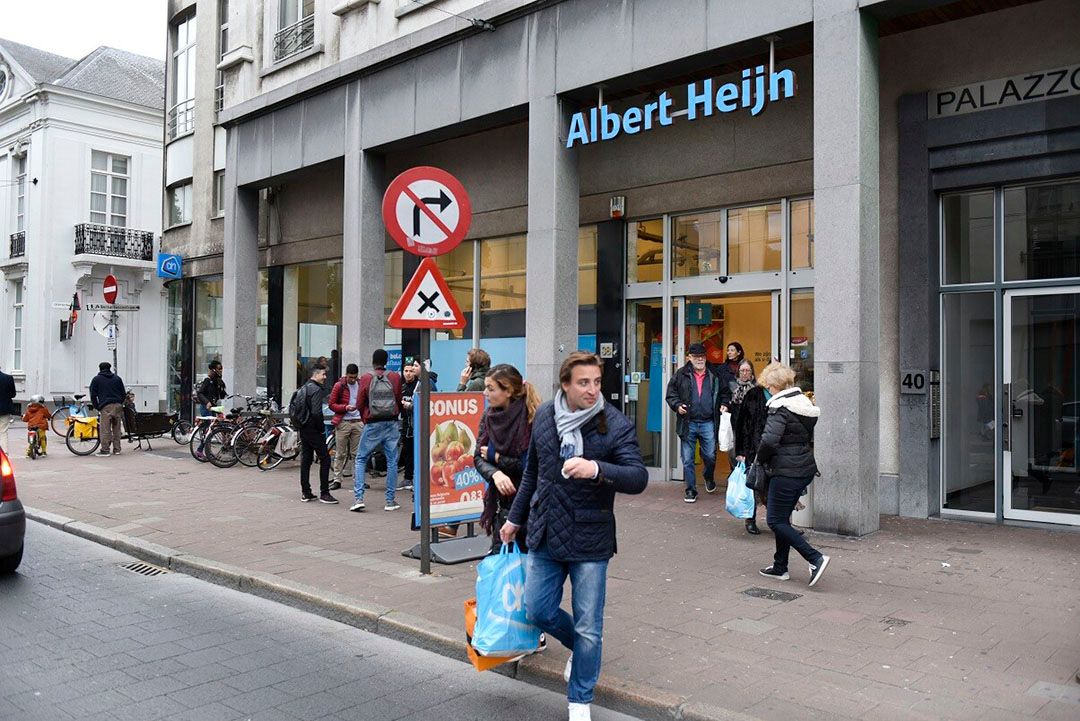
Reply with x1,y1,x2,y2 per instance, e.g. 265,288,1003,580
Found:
566,65,797,148
929,63,1080,118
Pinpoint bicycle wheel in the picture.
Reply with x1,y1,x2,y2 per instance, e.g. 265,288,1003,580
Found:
50,407,70,437
172,419,194,444
189,424,211,462
65,425,100,456
205,425,239,468
256,436,285,471
232,426,263,467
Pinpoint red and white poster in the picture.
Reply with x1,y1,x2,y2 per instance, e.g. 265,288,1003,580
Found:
412,392,486,525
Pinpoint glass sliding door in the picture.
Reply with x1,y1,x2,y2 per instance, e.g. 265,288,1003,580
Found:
1005,288,1080,523
625,299,664,470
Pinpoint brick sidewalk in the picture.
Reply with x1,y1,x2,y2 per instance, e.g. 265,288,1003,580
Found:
8,433,1080,721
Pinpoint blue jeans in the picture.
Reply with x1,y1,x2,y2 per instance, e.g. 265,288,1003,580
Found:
766,475,823,571
353,420,400,504
524,543,609,704
680,420,716,492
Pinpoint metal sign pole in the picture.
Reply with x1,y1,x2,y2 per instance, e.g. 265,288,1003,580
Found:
111,309,118,374
418,329,432,575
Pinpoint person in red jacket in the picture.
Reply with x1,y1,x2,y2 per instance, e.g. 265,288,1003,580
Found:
327,363,362,491
350,350,403,513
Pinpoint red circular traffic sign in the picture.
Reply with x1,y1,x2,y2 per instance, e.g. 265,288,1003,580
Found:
382,166,471,257
103,274,118,305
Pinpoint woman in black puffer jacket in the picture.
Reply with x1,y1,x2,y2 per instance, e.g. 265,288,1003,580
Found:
733,367,767,536
755,363,831,588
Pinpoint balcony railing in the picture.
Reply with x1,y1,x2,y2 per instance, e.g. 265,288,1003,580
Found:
273,14,315,63
167,98,195,141
74,223,154,261
9,231,25,258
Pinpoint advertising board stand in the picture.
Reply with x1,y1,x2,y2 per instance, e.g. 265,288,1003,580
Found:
383,167,480,574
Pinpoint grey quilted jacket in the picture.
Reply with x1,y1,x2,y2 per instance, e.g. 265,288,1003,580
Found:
507,401,648,561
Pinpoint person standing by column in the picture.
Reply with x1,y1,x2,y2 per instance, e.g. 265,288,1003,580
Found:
195,360,226,417
350,349,403,513
89,362,126,456
295,361,337,504
500,352,648,721
0,365,15,454
327,363,363,492
665,342,728,502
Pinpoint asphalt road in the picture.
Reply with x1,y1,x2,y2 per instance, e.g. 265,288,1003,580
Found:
0,522,641,721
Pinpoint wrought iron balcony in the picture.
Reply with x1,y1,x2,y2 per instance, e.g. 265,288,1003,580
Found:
273,14,315,63
9,231,25,258
74,223,154,261
167,98,195,140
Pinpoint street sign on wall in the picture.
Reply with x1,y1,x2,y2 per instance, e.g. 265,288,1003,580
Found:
382,166,472,257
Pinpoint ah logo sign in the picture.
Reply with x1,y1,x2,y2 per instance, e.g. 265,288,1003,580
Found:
157,253,182,279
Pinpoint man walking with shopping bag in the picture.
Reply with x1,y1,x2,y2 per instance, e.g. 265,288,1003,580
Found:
501,352,648,721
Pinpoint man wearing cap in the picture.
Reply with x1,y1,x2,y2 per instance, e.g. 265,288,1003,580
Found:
665,342,731,502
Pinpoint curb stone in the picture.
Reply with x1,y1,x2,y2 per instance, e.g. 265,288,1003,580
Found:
25,507,760,721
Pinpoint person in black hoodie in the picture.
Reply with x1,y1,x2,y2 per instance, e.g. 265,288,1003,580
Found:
0,366,15,454
755,363,830,588
90,362,127,456
399,359,438,491
295,362,337,505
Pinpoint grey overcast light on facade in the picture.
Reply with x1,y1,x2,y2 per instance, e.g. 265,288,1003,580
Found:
4,0,166,60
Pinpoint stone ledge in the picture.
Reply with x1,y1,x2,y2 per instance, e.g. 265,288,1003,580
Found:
332,0,379,16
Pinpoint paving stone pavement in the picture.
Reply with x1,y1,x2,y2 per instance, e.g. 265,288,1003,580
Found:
9,434,1080,720
0,523,644,721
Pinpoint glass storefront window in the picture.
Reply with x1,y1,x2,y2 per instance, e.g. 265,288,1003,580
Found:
672,212,722,278
257,270,269,397
627,299,664,467
194,276,224,382
283,260,342,399
790,290,814,394
1005,179,1080,281
479,234,526,339
628,219,663,283
943,191,994,284
728,203,781,274
790,199,814,270
166,283,184,413
434,239,474,341
942,292,996,514
578,226,597,309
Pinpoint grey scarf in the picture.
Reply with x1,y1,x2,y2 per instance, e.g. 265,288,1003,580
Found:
553,389,605,459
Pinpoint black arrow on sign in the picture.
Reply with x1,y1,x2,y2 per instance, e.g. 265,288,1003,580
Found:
412,190,453,237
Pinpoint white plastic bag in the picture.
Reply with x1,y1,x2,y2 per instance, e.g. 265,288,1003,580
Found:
718,411,734,452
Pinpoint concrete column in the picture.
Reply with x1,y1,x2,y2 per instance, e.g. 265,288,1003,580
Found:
222,131,259,399
342,81,386,370
812,1,881,536
525,9,580,397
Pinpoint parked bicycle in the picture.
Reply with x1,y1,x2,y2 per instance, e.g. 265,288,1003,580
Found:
203,396,275,469
50,394,92,437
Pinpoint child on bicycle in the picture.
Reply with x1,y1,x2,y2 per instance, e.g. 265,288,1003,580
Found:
22,395,51,457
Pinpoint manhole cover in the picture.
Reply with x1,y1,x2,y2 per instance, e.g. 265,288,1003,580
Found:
883,617,911,628
120,561,169,577
742,586,802,602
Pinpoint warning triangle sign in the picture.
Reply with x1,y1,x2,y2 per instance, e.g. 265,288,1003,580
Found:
388,257,467,329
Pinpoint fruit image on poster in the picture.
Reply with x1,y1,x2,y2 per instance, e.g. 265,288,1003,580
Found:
412,392,486,525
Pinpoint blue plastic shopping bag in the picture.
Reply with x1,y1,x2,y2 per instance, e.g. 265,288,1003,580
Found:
725,461,755,519
472,544,542,657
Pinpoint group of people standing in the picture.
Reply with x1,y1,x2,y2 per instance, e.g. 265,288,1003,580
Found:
666,342,831,588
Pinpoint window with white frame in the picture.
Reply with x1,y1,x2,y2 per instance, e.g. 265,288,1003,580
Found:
274,0,315,62
212,171,225,217
12,281,23,371
90,151,129,227
170,14,197,139
14,154,26,232
216,0,229,112
168,182,192,227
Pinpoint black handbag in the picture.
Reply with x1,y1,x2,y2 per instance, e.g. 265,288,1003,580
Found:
745,459,768,493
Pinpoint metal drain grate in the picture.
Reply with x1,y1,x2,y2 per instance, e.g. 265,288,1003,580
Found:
120,561,169,577
883,617,911,628
742,586,802,602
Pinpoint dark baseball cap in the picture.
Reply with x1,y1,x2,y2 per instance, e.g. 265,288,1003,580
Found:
688,343,707,356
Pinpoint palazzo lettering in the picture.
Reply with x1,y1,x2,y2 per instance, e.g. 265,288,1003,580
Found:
930,64,1080,118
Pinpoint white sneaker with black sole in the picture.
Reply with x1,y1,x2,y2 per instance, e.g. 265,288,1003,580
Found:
384,502,400,511
808,555,830,587
349,501,365,512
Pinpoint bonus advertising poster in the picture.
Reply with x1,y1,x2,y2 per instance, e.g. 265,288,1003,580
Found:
413,392,486,526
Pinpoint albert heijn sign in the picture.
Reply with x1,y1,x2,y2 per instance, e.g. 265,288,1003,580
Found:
384,167,471,330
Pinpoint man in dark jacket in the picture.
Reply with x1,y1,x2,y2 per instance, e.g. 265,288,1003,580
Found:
501,351,648,721
665,342,731,502
89,362,126,456
0,366,16,454
195,360,226,416
296,361,337,504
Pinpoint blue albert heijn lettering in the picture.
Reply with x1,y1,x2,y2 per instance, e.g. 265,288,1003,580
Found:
566,65,797,149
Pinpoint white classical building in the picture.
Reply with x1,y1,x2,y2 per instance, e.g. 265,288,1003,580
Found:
0,39,167,411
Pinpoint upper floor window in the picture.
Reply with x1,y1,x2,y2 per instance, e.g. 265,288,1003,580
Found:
216,0,229,113
168,182,193,227
13,155,26,232
274,0,315,63
169,14,197,140
11,281,23,371
90,151,129,227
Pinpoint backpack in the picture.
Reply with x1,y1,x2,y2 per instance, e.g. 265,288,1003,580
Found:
288,385,311,427
367,372,397,421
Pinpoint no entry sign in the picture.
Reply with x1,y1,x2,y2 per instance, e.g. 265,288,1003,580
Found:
382,166,471,257
103,275,118,305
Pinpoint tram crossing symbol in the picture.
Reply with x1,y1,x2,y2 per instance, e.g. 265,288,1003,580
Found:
381,166,472,257
387,257,466,329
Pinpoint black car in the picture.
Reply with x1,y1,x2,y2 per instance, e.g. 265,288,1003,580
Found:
0,447,25,573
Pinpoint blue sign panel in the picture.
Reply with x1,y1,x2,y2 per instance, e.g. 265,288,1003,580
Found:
157,253,182,279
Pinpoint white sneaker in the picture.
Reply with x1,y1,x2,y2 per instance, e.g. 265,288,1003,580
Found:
568,702,591,721
563,654,573,683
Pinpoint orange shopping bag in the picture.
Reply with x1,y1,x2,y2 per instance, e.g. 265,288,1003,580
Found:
464,598,520,672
